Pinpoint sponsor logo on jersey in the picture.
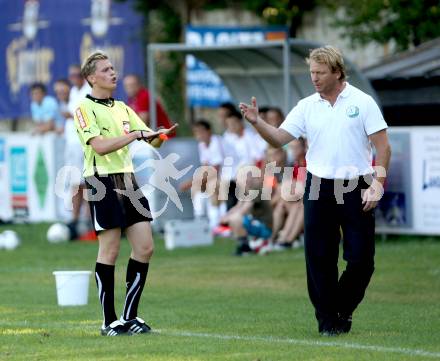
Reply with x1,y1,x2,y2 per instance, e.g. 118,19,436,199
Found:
346,105,360,118
76,108,88,129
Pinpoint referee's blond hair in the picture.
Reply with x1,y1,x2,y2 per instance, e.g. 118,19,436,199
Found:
81,51,109,87
307,46,347,81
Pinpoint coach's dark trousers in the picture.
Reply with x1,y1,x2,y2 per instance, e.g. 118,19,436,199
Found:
303,172,375,331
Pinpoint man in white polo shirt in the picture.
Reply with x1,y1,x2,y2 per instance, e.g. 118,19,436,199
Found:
64,64,91,238
239,46,391,336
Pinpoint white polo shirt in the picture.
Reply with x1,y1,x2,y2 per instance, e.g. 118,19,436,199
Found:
198,134,224,167
68,82,91,115
222,128,262,181
280,82,387,179
65,82,91,145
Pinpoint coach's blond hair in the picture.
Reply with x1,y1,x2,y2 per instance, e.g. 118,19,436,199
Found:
81,51,109,87
307,46,346,81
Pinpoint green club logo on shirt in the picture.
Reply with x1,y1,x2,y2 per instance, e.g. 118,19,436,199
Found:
346,105,360,118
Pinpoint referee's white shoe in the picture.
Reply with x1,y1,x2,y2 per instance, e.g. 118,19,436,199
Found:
120,316,151,334
101,320,129,336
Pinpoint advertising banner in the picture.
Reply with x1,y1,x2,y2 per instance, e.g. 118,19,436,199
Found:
411,129,440,233
376,127,440,235
0,128,438,235
375,131,413,230
0,0,144,119
3,133,58,222
0,138,13,221
9,146,29,220
185,25,288,107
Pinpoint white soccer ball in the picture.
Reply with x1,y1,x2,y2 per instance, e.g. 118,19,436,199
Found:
0,234,5,250
1,230,21,250
47,223,70,244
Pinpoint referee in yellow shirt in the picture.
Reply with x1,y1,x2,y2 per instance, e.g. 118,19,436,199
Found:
74,51,177,336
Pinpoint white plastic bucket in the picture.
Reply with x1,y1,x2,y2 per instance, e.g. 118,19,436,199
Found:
53,271,92,306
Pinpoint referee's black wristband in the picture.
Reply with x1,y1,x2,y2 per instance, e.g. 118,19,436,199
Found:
139,130,146,141
131,130,147,141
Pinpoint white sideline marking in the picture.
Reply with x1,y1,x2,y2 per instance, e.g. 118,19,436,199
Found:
156,329,440,359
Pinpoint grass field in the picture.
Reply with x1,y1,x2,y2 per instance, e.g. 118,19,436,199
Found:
0,223,439,361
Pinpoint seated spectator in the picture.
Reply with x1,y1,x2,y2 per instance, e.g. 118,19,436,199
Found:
68,64,91,110
53,79,71,133
219,174,272,256
258,105,270,123
270,137,307,251
219,102,265,157
30,82,62,134
180,119,226,230
217,102,238,132
265,107,284,128
65,65,91,239
254,106,286,165
264,146,288,231
222,111,264,210
123,74,174,135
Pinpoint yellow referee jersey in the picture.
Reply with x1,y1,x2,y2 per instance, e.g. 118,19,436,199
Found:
74,95,151,177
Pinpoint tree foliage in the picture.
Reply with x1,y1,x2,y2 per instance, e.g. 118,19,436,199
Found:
199,0,318,36
117,0,319,130
322,0,440,50
116,0,185,131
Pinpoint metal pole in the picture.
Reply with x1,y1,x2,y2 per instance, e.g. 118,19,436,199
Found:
147,44,157,130
283,39,291,113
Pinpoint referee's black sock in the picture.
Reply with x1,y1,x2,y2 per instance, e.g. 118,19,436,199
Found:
95,262,117,328
122,258,149,321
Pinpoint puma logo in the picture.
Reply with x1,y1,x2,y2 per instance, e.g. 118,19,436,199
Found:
102,127,110,133
83,129,92,134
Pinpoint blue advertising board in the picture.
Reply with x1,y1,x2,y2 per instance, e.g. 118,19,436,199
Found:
185,26,288,108
0,138,5,162
0,0,144,119
10,147,27,194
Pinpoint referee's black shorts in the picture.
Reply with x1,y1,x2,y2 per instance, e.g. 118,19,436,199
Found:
85,173,153,233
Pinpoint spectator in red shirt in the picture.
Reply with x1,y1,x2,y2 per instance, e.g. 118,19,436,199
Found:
268,137,307,251
123,74,174,136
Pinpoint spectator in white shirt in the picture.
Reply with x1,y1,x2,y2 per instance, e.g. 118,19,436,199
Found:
180,120,226,230
63,64,91,239
53,79,71,133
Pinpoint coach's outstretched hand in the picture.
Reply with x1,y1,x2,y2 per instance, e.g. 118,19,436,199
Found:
239,97,259,124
